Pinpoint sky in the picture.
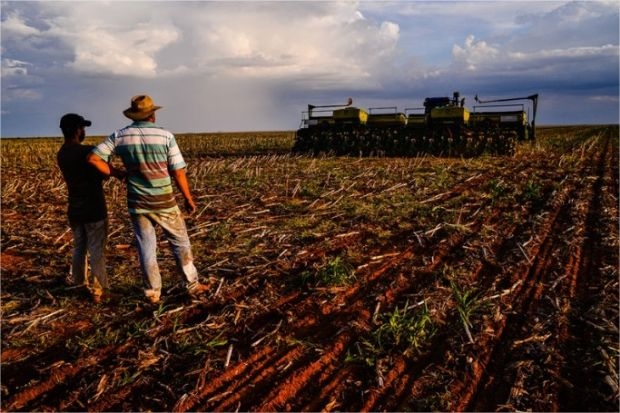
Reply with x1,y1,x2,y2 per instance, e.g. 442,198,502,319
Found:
1,0,618,137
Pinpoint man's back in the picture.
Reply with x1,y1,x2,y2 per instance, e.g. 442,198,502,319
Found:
92,121,186,214
57,144,106,223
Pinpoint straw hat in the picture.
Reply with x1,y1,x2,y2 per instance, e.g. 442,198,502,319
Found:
123,95,162,120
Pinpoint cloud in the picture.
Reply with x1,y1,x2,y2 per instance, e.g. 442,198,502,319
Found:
4,2,183,77
3,1,399,84
174,1,400,88
1,11,40,37
1,58,30,77
450,34,618,75
451,35,500,70
0,1,618,136
65,22,180,77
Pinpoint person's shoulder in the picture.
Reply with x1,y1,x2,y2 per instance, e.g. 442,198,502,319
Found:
56,145,67,162
57,144,78,155
145,123,172,134
143,124,175,139
77,144,96,155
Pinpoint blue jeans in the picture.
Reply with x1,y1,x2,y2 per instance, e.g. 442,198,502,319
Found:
130,210,198,298
70,219,109,293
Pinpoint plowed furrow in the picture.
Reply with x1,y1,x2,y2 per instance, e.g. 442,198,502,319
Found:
558,132,619,411
459,133,613,411
356,168,564,411
255,331,354,411
4,341,134,411
172,344,278,411
381,157,580,410
299,364,361,412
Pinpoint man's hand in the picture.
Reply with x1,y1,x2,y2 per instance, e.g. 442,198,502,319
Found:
170,168,196,215
184,197,197,215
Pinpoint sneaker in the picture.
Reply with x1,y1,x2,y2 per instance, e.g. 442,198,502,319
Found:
146,295,160,305
145,291,161,304
94,290,116,304
91,287,104,303
188,282,210,298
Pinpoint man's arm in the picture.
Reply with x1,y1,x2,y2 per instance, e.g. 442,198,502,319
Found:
170,168,196,214
87,153,125,180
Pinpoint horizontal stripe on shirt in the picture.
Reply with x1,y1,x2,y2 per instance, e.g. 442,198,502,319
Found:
92,122,187,214
127,192,177,211
115,144,185,170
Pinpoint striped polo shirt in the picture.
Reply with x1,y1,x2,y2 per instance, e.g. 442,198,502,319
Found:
92,121,187,214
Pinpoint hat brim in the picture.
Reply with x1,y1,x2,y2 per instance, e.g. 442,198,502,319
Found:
123,106,162,121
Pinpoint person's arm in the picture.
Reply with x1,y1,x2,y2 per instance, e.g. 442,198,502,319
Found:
170,168,196,214
87,152,112,177
87,152,125,180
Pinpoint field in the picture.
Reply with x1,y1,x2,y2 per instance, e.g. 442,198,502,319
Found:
1,126,618,411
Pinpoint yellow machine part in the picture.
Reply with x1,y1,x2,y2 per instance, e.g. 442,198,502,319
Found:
333,107,369,124
367,112,407,126
407,114,426,126
431,106,470,123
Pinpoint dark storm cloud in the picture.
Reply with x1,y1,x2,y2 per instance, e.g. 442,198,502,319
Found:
1,1,618,137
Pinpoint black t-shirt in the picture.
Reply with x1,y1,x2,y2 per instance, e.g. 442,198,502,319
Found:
57,144,107,223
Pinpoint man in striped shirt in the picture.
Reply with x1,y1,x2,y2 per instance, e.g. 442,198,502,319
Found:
87,95,210,304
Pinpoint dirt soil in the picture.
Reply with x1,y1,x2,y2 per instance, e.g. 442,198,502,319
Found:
1,126,618,412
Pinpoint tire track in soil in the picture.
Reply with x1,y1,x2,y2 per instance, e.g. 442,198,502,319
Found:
558,130,618,411
361,136,608,411
359,211,524,411
451,191,575,411
175,252,404,411
4,293,255,411
451,132,614,411
178,250,420,411
4,341,134,411
197,165,530,411
514,132,615,411
175,157,552,411
356,164,557,411
181,346,295,411
238,224,483,411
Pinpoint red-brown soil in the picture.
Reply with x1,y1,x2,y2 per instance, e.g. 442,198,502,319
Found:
1,126,618,411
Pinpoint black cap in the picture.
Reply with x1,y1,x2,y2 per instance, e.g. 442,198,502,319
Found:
60,113,92,129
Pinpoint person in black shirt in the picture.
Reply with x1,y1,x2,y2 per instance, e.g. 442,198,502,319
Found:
57,113,121,302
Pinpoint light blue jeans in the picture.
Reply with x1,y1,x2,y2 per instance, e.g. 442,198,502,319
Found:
70,219,109,292
130,209,199,298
